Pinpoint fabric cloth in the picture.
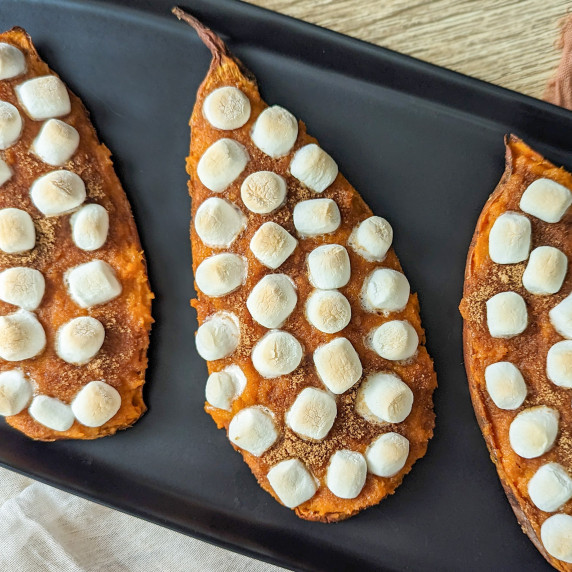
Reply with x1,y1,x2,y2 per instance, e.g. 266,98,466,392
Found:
544,15,572,109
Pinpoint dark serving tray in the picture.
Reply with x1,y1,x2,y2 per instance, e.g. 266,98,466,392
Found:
1,0,570,570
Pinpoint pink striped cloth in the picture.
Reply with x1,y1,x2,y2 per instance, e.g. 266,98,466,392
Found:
544,15,572,109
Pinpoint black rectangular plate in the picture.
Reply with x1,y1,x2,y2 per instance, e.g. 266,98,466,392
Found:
1,1,570,570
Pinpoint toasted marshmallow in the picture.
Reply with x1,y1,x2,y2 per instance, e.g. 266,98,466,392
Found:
0,43,26,80
541,514,572,563
286,387,337,440
195,312,239,361
520,178,572,223
509,406,559,459
488,212,531,264
252,330,302,378
363,268,410,313
0,267,45,311
0,309,46,361
0,159,12,187
71,380,121,427
246,274,297,329
30,170,86,216
349,216,393,262
0,369,32,416
529,463,572,513
305,289,351,334
203,86,251,130
371,320,418,361
29,395,74,432
70,204,109,251
228,406,278,456
522,246,567,295
307,244,351,289
326,450,367,499
32,119,79,166
314,337,362,394
241,171,287,214
0,208,35,254
550,293,572,339
293,199,341,237
16,75,71,120
267,459,317,508
484,361,527,410
357,372,413,423
56,316,105,365
250,222,297,269
0,101,22,149
195,197,245,248
197,138,248,193
251,105,298,158
205,365,246,411
66,260,122,308
486,291,527,338
290,144,338,193
547,341,572,388
195,253,247,297
365,432,409,477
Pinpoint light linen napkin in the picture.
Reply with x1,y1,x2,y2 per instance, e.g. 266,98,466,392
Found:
544,15,572,108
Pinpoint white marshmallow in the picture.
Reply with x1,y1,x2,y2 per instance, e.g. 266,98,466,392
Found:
509,406,559,459
32,119,79,166
290,144,338,193
522,246,568,295
195,253,247,297
541,514,572,563
326,450,367,499
371,320,418,361
0,369,32,416
246,274,297,328
228,406,278,456
0,101,22,149
0,309,45,361
0,267,45,311
194,197,245,248
363,268,410,313
250,222,297,269
16,75,71,120
293,199,341,237
547,340,572,388
0,159,12,187
70,204,109,251
30,170,86,216
307,244,351,289
357,372,413,423
550,293,572,339
251,330,302,378
203,87,251,130
314,337,362,394
196,138,248,193
305,289,351,334
484,361,527,410
29,395,74,432
205,365,246,411
240,171,286,214
0,43,26,80
349,216,393,262
56,316,105,365
488,212,531,264
267,459,317,508
365,432,409,477
286,387,337,440
486,291,527,338
71,380,121,427
528,463,572,513
195,312,239,361
251,105,298,158
66,260,122,308
520,178,572,223
0,208,35,253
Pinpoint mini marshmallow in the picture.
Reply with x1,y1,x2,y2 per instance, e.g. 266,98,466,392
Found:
0,159,12,187
251,330,302,378
290,144,338,193
241,171,286,214
484,361,527,410
56,316,105,365
488,212,531,264
0,101,22,149
197,138,248,193
66,260,122,308
509,406,559,459
363,268,410,313
29,395,74,432
520,178,572,223
371,320,418,361
349,216,393,262
547,340,572,388
0,43,26,80
522,246,568,295
203,86,251,130
205,365,246,411
195,253,247,297
70,204,109,251
305,289,351,334
550,293,572,339
486,291,528,338
194,197,245,248
293,199,341,237
0,369,32,416
286,387,337,440
228,406,278,456
195,312,239,361
0,267,45,310
365,432,409,477
0,309,46,361
250,222,297,269
246,274,297,329
541,514,572,563
251,105,298,158
71,380,121,427
307,244,351,289
0,208,35,254
314,337,362,394
267,459,317,508
30,170,86,216
32,119,79,166
16,75,71,120
528,463,572,513
326,450,367,499
357,372,414,423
